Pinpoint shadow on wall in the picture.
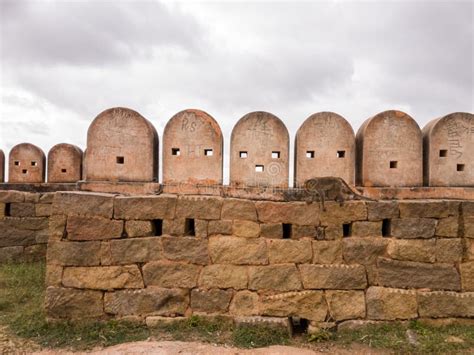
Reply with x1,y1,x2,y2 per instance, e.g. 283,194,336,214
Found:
0,109,472,187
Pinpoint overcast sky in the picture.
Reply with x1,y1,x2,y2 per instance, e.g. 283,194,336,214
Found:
0,0,473,182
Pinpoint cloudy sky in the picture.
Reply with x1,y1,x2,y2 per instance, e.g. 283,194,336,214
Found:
0,0,472,182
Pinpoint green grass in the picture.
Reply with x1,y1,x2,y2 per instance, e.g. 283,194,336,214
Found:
233,324,290,348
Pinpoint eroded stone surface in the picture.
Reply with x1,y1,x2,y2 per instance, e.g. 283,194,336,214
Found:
366,287,417,320
260,291,327,321
47,143,83,183
9,143,46,183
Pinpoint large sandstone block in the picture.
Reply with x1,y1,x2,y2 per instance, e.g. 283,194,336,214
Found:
125,220,154,237
114,195,177,220
391,218,437,239
367,201,399,221
463,201,474,217
399,200,459,218
229,291,259,316
162,237,209,265
47,240,101,266
53,191,114,218
232,220,260,238
366,287,417,320
326,290,366,321
351,221,382,237
435,217,459,237
175,196,223,220
255,201,319,225
260,291,327,321
191,289,233,313
208,220,233,236
320,201,367,225
45,286,104,319
460,262,474,291
260,223,284,239
267,239,312,264
66,216,123,241
300,264,367,289
143,261,201,288
222,199,257,221
436,238,463,263
0,190,26,203
35,203,52,217
62,265,144,290
343,238,388,265
313,240,342,264
209,237,268,265
418,291,474,318
376,257,460,291
464,217,474,238
387,239,436,263
292,225,319,239
9,203,35,217
199,264,248,289
108,237,162,264
49,215,66,240
248,264,302,291
0,220,36,247
46,264,63,287
104,287,189,316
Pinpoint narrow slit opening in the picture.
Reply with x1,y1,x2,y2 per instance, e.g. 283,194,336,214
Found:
153,219,163,236
5,203,11,217
255,165,264,172
457,164,465,172
282,224,292,239
343,223,352,237
239,151,248,158
390,161,398,169
439,150,448,157
382,219,391,237
61,169,67,173
185,218,195,236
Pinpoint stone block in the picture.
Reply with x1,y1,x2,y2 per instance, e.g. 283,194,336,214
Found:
229,291,259,316
175,196,223,220
320,201,367,225
162,236,209,265
109,237,162,264
9,203,35,217
313,240,342,264
462,201,474,217
24,193,40,203
162,218,185,236
0,246,23,263
324,224,343,240
39,192,56,203
125,220,154,237
35,203,52,217
260,291,327,321
53,191,114,218
260,223,283,239
255,201,319,225
267,239,312,264
351,221,382,237
114,195,177,220
343,238,388,265
222,198,257,221
0,203,5,218
460,262,474,291
376,257,460,291
209,236,267,265
399,200,459,218
387,239,436,263
464,217,474,238
0,220,36,247
35,230,49,244
367,201,399,221
292,225,319,239
66,216,123,241
467,239,474,260
145,316,187,327
143,261,201,288
62,265,144,290
436,238,463,263
435,217,459,237
199,264,248,289
326,290,366,321
45,264,63,287
191,289,233,313
366,287,417,320
208,220,233,236
104,287,189,316
248,264,302,291
300,264,367,289
195,219,208,238
233,220,260,238
47,240,101,266
391,218,437,239
0,190,25,203
49,215,66,240
418,291,474,318
45,286,104,319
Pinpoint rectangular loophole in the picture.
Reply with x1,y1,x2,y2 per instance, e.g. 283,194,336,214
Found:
61,169,67,173
204,149,213,156
255,165,264,172
337,150,346,158
343,223,352,237
306,151,315,158
457,164,465,172
22,169,28,174
382,219,391,237
184,218,195,236
31,161,37,166
5,203,11,217
390,161,398,169
272,151,280,159
239,151,248,158
116,156,124,164
14,161,20,166
172,148,180,156
439,150,448,157
290,317,309,335
282,224,292,239
153,219,163,236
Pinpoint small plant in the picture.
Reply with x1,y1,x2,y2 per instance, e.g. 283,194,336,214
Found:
308,329,333,342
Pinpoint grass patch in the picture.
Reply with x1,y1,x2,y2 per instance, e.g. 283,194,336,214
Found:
233,324,290,348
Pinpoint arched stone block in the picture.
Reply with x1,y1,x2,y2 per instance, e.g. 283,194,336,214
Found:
0,149,4,183
230,111,289,187
47,143,83,183
356,110,422,187
163,109,223,185
295,112,355,186
8,143,46,183
423,112,473,187
84,107,159,182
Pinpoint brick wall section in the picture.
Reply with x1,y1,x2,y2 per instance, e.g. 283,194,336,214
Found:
0,190,53,263
42,192,474,322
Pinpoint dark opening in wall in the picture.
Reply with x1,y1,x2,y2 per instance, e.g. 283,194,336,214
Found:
22,169,28,174
382,219,391,237
172,148,180,156
61,169,67,173
255,165,264,172
204,149,213,156
306,151,315,158
343,223,352,237
4,203,11,217
457,164,465,172
153,219,163,236
289,317,309,335
239,151,248,158
184,218,195,236
272,151,281,159
14,161,20,166
439,149,448,157
116,156,124,164
283,224,292,239
31,161,37,166
337,150,346,158
390,161,398,169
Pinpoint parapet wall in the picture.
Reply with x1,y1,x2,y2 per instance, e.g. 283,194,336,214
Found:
44,191,474,323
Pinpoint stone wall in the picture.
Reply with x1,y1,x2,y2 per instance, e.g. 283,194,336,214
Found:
0,190,52,263
45,191,474,324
